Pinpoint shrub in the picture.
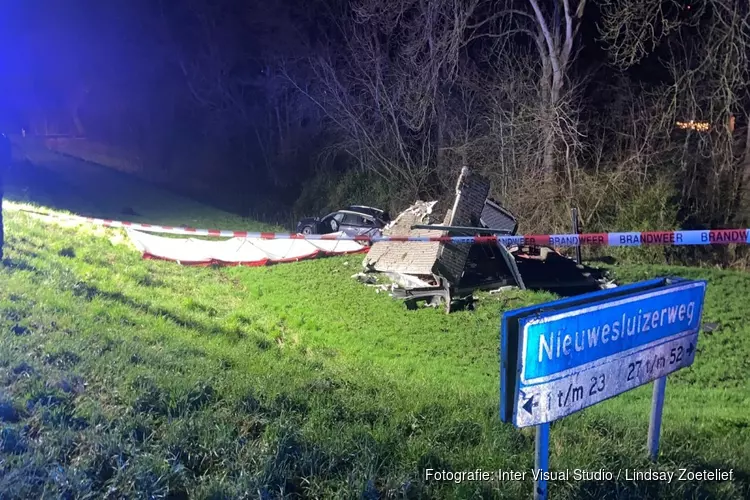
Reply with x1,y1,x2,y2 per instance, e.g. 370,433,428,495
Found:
293,169,408,218
494,168,681,265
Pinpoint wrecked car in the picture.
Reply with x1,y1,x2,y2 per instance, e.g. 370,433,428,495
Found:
296,206,390,237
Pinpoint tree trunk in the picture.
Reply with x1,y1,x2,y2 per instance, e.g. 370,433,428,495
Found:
542,83,561,179
542,122,556,175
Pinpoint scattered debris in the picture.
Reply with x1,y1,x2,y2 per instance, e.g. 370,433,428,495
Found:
702,322,720,334
351,272,377,285
383,272,433,289
358,167,616,312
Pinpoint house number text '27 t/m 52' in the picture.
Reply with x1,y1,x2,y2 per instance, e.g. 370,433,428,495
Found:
510,280,706,428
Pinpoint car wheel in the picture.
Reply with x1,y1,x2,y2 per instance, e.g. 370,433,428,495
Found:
301,225,315,235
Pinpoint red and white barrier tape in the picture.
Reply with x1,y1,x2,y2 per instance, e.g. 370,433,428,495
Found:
13,206,750,247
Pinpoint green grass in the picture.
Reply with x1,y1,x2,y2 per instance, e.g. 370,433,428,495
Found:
0,151,749,499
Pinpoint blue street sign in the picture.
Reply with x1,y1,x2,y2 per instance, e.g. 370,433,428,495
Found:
500,278,707,428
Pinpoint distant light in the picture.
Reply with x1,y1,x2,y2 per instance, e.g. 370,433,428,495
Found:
676,121,710,132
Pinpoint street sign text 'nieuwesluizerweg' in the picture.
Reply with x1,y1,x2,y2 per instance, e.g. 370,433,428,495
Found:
500,277,707,428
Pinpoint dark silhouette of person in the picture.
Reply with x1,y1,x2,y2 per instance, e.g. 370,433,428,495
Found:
0,131,10,261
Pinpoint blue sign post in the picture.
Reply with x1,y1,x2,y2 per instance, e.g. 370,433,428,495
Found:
500,277,707,499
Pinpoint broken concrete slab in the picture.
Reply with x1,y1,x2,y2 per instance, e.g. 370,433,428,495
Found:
434,167,491,284
364,167,491,284
363,200,443,276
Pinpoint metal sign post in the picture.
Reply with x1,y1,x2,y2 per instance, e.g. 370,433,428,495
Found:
535,423,550,500
571,208,582,265
648,376,667,462
500,277,707,499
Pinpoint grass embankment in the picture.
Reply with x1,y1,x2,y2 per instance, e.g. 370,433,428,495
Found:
0,210,748,499
0,152,748,499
